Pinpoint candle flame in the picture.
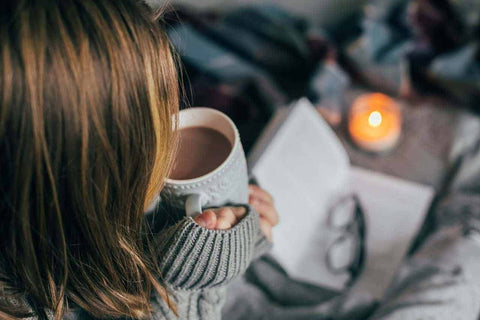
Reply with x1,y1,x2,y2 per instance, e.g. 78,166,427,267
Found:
368,111,382,127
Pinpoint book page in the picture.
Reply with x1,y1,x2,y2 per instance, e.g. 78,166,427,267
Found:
250,98,350,289
347,167,434,299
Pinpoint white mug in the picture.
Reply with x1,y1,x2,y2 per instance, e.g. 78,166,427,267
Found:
161,107,249,217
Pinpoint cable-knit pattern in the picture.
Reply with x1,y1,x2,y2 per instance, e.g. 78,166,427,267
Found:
156,206,269,291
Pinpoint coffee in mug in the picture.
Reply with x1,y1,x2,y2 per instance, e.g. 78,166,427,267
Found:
160,107,249,217
169,126,232,180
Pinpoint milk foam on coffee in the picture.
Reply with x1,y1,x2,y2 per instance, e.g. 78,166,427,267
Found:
170,126,232,180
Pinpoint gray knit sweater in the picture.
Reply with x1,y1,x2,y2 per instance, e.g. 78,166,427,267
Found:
57,206,270,320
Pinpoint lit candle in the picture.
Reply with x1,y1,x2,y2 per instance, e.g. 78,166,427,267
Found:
348,93,402,153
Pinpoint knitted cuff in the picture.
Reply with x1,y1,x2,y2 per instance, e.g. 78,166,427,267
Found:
157,206,270,290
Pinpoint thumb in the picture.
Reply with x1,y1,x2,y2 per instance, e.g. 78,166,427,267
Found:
193,210,217,229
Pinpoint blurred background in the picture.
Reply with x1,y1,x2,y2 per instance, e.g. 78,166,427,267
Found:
148,0,366,27
145,0,480,153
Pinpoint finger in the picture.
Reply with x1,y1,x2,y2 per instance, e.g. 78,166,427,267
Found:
194,210,217,230
249,184,274,204
259,217,273,242
249,197,279,226
229,206,247,220
214,207,237,230
249,185,274,204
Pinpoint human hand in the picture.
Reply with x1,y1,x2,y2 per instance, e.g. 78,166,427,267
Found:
193,206,247,230
248,184,279,242
192,185,279,240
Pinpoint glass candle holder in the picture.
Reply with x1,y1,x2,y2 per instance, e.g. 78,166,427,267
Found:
348,93,402,153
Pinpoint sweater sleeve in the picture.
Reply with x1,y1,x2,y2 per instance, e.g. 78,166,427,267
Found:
155,206,271,290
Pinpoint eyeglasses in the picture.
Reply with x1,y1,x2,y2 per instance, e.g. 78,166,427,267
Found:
325,194,367,286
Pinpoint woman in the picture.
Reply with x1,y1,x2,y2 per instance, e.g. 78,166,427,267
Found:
0,0,278,319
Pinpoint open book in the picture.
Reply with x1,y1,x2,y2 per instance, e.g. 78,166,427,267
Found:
248,98,434,298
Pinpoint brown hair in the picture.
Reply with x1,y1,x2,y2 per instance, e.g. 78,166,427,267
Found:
0,0,178,319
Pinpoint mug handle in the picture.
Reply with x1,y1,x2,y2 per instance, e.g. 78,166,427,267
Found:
185,194,203,217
